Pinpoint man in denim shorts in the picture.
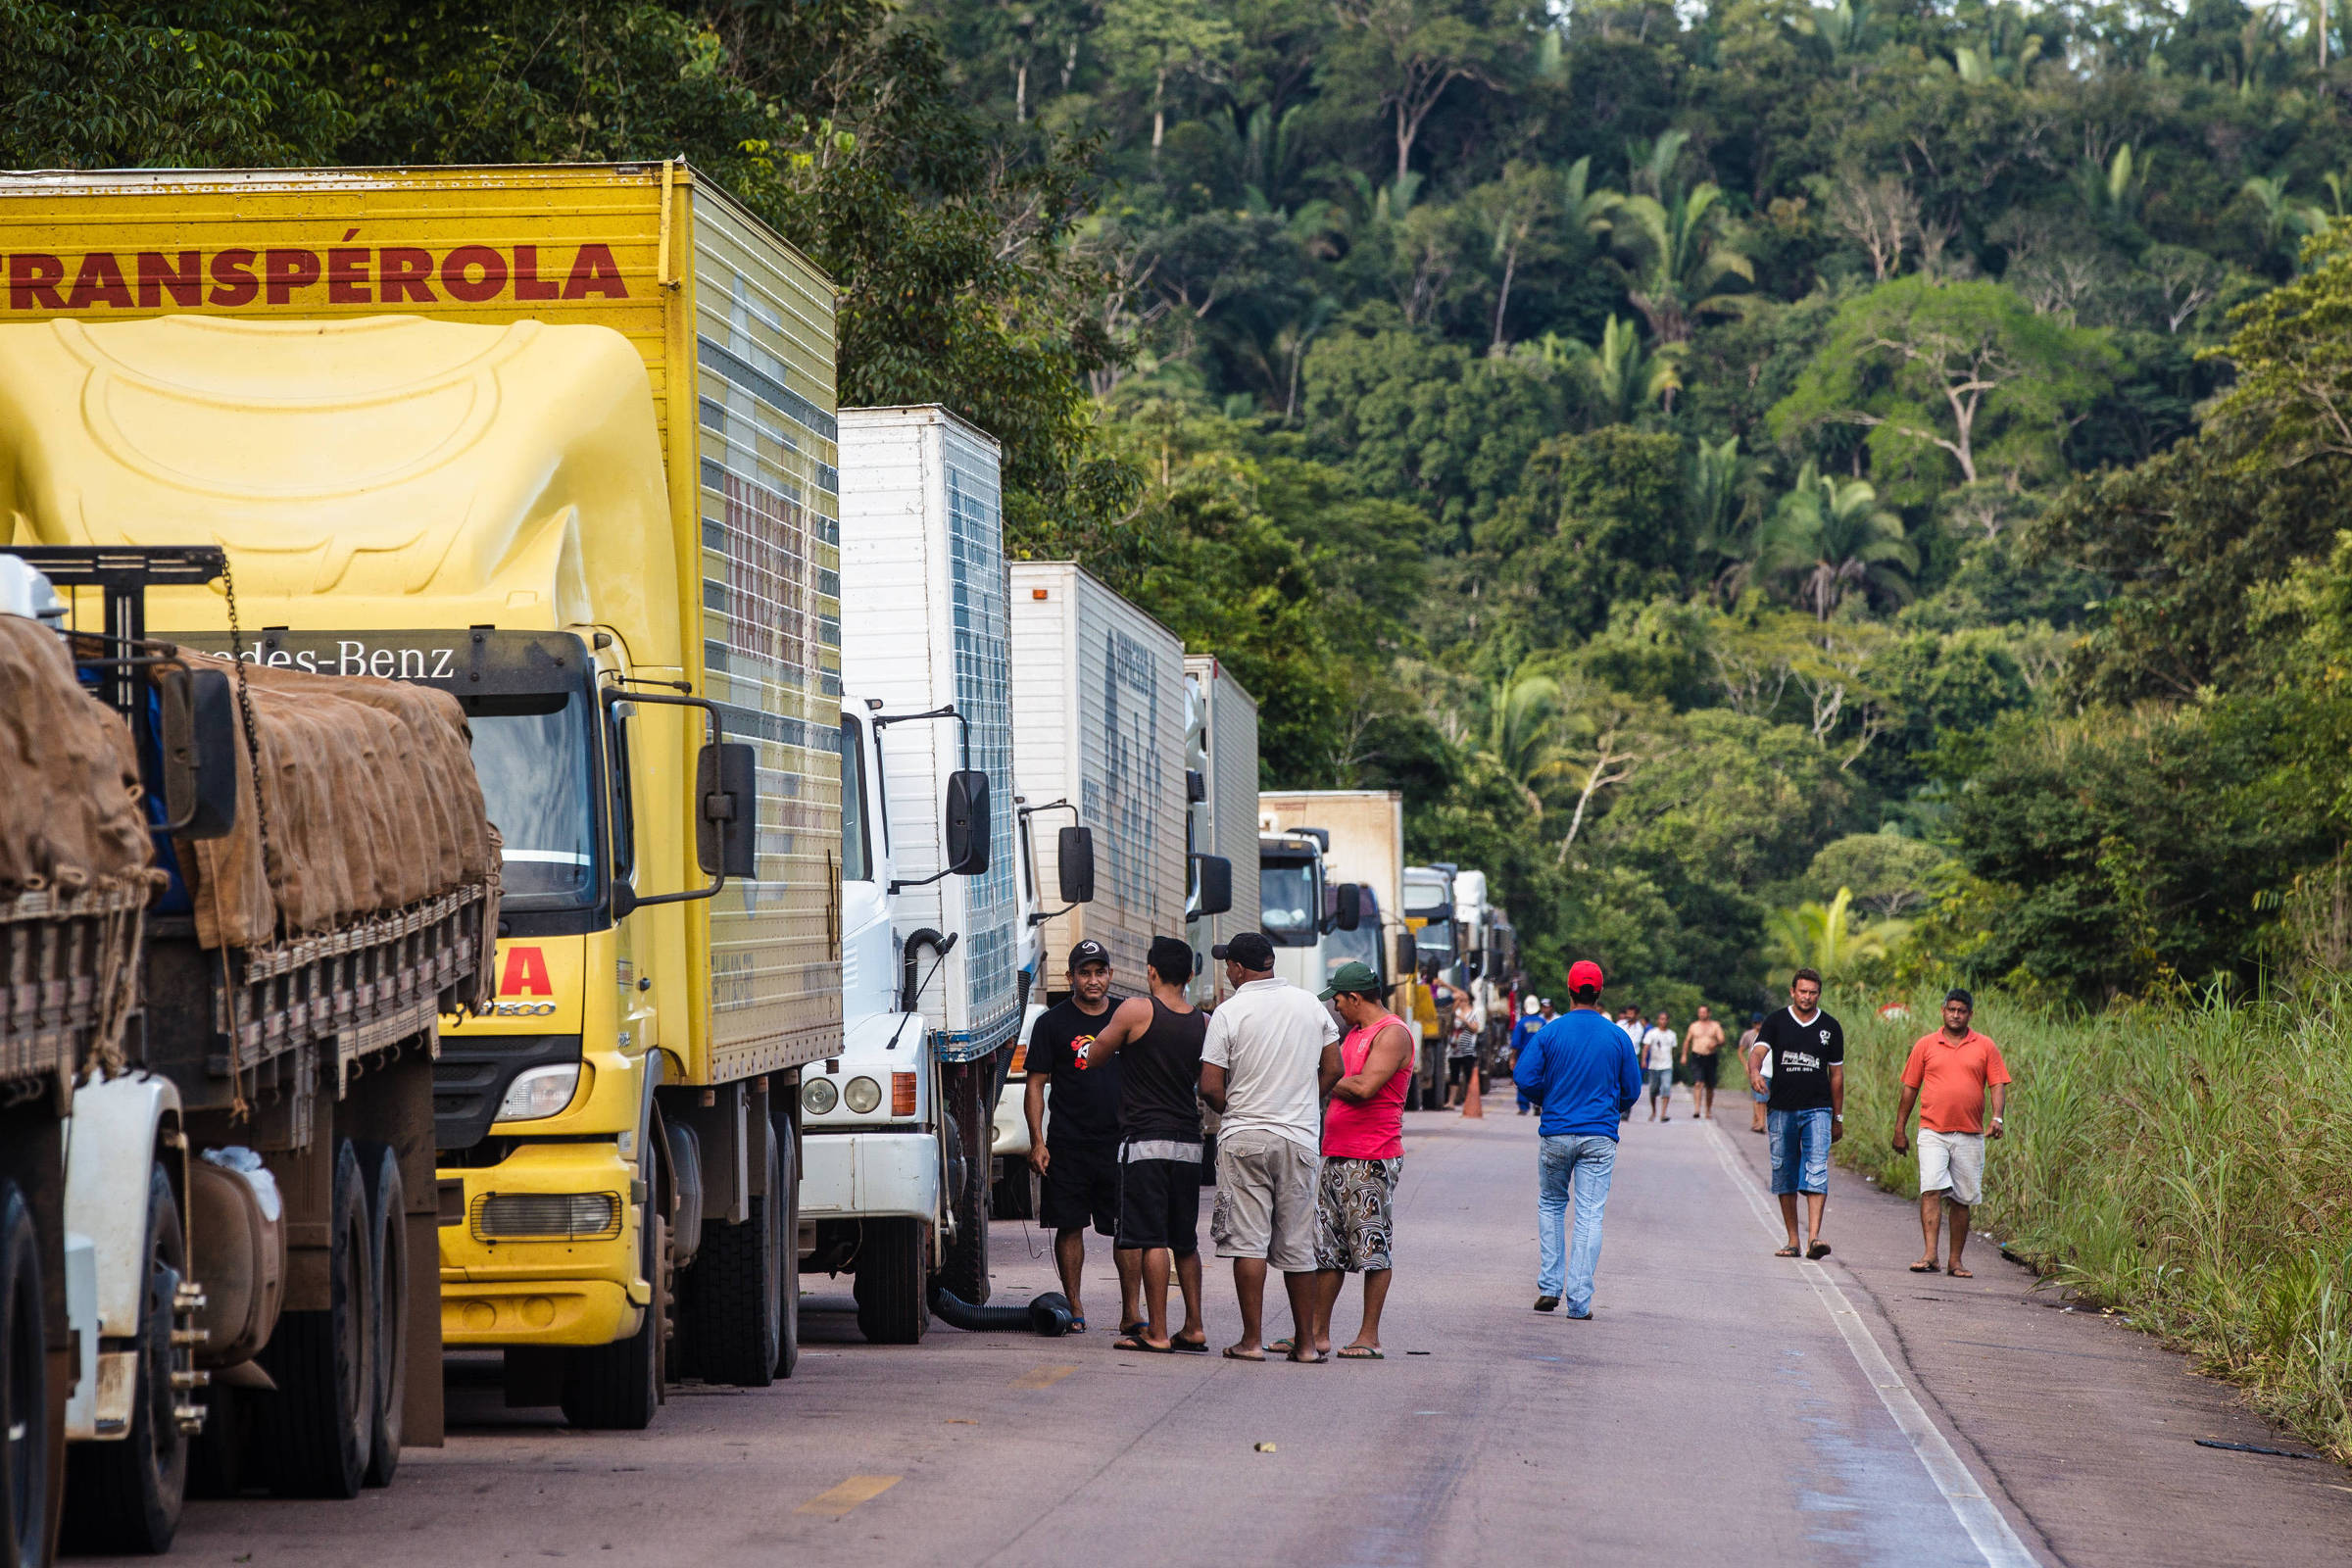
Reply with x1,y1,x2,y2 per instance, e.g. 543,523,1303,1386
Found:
1749,969,1843,1259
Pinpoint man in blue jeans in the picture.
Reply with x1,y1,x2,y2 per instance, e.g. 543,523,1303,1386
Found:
1747,968,1845,1259
1512,959,1642,1317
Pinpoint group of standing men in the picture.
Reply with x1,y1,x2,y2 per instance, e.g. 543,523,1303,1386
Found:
1020,932,1410,1363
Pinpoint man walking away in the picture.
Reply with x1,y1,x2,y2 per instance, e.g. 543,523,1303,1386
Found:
1199,931,1341,1362
1891,989,2010,1278
1023,942,1143,1335
1082,936,1212,1352
1683,1005,1726,1121
1740,1013,1767,1135
1513,960,1642,1318
1509,998,1544,1115
1749,970,1843,1259
1312,962,1412,1358
1642,1010,1678,1121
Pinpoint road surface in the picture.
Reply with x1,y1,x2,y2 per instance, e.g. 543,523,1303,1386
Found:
121,1092,2350,1566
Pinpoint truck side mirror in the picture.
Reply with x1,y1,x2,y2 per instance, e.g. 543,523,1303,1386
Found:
1335,882,1363,932
1465,949,1487,981
158,665,239,841
1394,934,1416,983
1056,826,1096,905
1192,854,1232,916
696,741,759,878
945,769,991,876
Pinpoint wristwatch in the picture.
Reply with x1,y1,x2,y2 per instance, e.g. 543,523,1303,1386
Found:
1833,1113,1844,1122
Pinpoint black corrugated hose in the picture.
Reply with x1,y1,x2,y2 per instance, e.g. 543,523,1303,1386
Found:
929,1285,1073,1336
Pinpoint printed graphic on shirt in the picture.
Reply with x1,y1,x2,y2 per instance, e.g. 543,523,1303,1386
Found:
1070,1033,1099,1069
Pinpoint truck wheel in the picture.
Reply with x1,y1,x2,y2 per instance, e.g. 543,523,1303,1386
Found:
852,1220,928,1345
183,1384,242,1500
560,1208,664,1431
356,1144,406,1488
251,1139,373,1499
0,1181,50,1568
684,1135,780,1388
934,1114,989,1306
773,1118,800,1380
63,1162,189,1553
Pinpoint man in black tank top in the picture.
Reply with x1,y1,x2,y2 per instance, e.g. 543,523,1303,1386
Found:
1082,935,1210,1352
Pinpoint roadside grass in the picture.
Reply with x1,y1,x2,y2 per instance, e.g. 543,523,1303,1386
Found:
1833,985,2352,1463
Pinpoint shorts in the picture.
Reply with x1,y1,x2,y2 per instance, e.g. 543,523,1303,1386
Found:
1768,1107,1833,1195
1685,1051,1719,1088
1039,1142,1119,1236
1314,1156,1399,1272
1210,1129,1319,1272
1917,1128,1985,1206
1114,1140,1202,1257
1645,1067,1673,1098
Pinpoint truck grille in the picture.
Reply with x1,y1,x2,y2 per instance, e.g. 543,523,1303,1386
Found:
470,1192,620,1241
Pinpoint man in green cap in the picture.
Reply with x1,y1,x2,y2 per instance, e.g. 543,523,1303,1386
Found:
1307,960,1413,1358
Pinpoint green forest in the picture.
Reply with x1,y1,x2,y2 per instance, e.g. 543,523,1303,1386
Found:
16,0,2352,1015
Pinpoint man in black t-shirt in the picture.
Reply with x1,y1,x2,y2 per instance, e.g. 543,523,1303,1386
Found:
1748,967,1845,1259
1023,940,1141,1335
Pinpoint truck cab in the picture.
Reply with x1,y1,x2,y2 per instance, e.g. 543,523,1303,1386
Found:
1260,830,1363,995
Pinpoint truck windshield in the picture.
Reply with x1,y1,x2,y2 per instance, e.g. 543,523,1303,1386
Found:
464,692,599,910
1322,918,1382,984
1260,858,1319,947
1414,921,1455,963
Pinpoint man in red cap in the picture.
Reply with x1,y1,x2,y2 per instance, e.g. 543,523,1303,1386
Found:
1510,959,1643,1317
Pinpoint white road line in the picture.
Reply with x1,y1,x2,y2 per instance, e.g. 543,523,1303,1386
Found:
1701,1118,2040,1568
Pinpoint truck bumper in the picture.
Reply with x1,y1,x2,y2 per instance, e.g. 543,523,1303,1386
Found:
991,1078,1030,1156
437,1140,643,1348
800,1129,940,1221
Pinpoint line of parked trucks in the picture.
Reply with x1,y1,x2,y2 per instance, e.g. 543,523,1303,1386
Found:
0,161,1514,1563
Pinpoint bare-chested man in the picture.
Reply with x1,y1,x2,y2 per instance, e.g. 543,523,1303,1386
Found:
1680,1005,1727,1121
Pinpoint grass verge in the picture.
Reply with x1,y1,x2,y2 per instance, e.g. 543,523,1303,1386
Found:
1833,984,2352,1463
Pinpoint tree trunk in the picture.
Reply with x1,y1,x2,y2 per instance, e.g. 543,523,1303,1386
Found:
1152,69,1166,165
1491,242,1517,352
1015,59,1028,123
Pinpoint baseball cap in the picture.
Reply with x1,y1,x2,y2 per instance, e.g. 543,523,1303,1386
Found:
1211,931,1276,970
1566,959,1604,994
1068,939,1110,971
1523,996,1541,1014
1319,960,1382,1000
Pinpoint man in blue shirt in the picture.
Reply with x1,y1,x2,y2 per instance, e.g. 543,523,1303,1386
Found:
1508,997,1545,1116
1512,959,1642,1317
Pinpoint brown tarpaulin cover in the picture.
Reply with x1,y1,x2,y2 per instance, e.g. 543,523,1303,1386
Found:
0,614,153,895
178,655,498,949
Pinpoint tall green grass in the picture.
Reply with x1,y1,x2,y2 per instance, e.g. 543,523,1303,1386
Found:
1833,985,2352,1461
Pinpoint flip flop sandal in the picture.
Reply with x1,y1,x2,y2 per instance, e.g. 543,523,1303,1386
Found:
1266,1338,1296,1354
1336,1347,1385,1360
1947,1267,1973,1278
1170,1335,1210,1354
1222,1346,1266,1361
1807,1243,1833,1260
1286,1349,1330,1364
1774,1246,1801,1257
1112,1335,1175,1353
1122,1322,1148,1341
1907,1262,1940,1274
1069,1316,1089,1331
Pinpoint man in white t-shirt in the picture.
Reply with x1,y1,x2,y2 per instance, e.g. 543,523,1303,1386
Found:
1615,1007,1644,1122
1642,1010,1679,1121
1200,932,1344,1362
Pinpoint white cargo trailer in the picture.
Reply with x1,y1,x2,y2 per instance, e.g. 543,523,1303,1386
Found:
1008,563,1186,999
1184,655,1260,1004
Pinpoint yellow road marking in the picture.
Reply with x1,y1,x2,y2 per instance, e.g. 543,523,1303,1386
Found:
797,1476,902,1516
1011,1363,1077,1390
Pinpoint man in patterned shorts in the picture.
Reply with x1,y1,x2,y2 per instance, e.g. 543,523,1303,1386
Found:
1308,962,1413,1359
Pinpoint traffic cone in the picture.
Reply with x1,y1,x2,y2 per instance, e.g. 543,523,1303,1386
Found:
1462,1061,1484,1118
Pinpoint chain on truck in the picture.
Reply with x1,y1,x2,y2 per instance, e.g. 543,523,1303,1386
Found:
0,163,848,1455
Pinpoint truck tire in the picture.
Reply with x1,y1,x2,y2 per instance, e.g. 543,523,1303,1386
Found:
356,1143,406,1489
934,1103,989,1307
63,1163,190,1553
0,1181,50,1568
251,1139,373,1499
560,1209,664,1431
772,1118,800,1380
852,1220,928,1345
684,1135,780,1388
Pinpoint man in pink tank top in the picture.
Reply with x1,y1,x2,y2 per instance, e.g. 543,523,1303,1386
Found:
1306,961,1414,1359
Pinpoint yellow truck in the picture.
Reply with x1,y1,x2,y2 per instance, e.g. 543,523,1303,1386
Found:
0,163,844,1430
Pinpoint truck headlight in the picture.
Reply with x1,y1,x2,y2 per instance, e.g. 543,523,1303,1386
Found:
803,1077,838,1114
498,1064,581,1123
843,1076,883,1114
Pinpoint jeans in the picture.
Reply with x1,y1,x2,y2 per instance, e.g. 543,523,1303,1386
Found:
1536,1134,1617,1312
1767,1106,1833,1195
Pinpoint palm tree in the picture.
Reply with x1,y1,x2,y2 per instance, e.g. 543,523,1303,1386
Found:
1561,155,1620,241
1687,435,1757,597
1765,887,1909,981
1552,315,1682,423
1481,673,1572,818
1614,181,1754,343
1760,462,1917,618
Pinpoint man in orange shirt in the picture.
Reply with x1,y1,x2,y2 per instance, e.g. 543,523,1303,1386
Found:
1890,989,2010,1277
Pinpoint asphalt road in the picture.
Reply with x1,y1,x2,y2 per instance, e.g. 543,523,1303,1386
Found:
116,1090,2352,1567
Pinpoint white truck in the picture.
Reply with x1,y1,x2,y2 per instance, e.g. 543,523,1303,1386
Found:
1182,656,1255,1005
1257,827,1367,999
1401,862,1460,1105
1257,791,1405,1003
827,407,1084,1336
